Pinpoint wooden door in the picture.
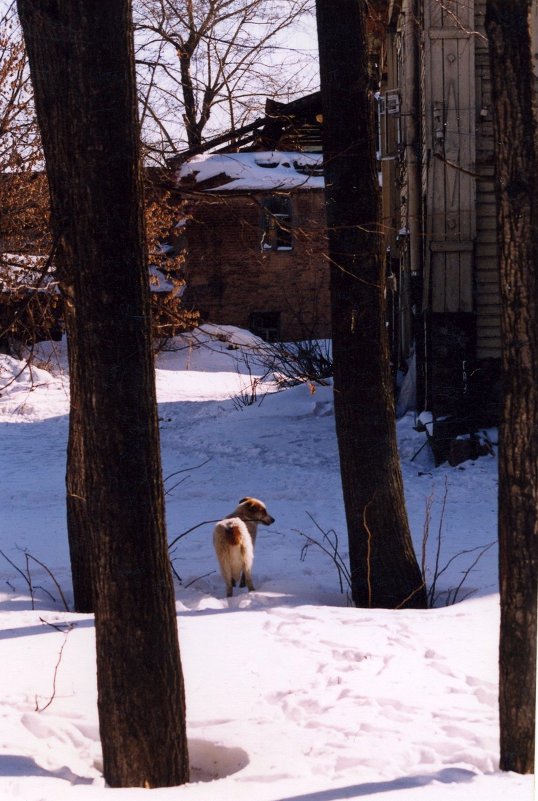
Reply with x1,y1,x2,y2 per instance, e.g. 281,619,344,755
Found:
423,0,476,313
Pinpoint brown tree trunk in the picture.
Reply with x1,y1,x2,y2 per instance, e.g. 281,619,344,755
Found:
17,0,189,787
65,307,93,613
315,0,426,609
485,0,537,775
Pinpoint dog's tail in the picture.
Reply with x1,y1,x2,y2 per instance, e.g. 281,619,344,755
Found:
223,520,243,546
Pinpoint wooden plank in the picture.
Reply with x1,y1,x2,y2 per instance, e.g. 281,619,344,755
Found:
423,0,479,314
431,251,447,312
428,0,443,28
444,35,463,240
431,248,474,313
431,240,473,251
477,216,499,231
445,253,462,312
455,0,474,28
476,293,500,303
476,229,498,243
458,250,474,312
429,29,475,39
478,344,502,358
476,276,501,288
457,35,476,240
476,201,497,214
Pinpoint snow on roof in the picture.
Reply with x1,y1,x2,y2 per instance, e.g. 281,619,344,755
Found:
177,151,324,191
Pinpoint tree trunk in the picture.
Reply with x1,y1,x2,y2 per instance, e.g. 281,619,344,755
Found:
65,307,93,613
485,0,537,775
315,0,426,608
17,0,189,787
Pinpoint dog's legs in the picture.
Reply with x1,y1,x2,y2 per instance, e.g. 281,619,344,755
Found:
220,563,234,597
238,573,255,590
242,567,255,592
240,526,256,588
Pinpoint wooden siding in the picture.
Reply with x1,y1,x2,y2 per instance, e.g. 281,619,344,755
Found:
389,0,503,416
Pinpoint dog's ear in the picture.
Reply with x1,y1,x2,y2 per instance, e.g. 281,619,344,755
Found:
239,497,259,512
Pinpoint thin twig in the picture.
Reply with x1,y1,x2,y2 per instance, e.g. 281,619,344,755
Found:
164,458,212,495
25,553,69,612
170,560,183,586
35,621,74,713
295,512,352,594
39,616,73,633
184,570,217,589
34,585,56,603
304,512,352,584
428,477,449,606
363,500,375,608
438,541,496,604
24,553,35,609
168,519,220,550
396,579,427,610
164,458,212,483
0,548,32,589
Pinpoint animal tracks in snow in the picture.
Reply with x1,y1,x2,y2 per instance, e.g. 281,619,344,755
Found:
18,711,102,782
257,605,499,781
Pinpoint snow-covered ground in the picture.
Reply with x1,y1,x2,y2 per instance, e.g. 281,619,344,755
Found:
0,327,532,801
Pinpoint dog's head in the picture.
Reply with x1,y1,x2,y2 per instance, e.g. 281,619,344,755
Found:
236,497,275,526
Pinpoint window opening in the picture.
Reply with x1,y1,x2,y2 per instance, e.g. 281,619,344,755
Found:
261,195,293,252
249,311,281,342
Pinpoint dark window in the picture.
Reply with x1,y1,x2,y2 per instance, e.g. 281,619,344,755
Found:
261,195,293,252
249,311,281,342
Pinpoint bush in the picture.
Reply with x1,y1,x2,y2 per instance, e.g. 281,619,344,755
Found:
259,338,333,387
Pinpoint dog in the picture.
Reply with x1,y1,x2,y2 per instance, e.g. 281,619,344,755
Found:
213,497,275,597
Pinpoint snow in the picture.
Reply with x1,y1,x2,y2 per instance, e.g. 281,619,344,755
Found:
178,151,324,191
0,326,532,801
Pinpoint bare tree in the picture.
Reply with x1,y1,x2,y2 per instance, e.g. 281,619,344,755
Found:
485,0,537,775
17,0,189,787
0,3,39,171
316,0,427,608
134,0,317,158
0,4,53,350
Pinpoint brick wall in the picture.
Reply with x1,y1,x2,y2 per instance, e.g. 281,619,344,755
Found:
182,189,331,341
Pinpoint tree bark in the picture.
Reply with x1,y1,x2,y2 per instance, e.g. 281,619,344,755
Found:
315,0,426,608
65,311,93,613
485,0,537,775
17,0,189,786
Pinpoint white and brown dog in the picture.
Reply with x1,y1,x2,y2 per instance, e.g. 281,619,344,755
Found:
213,497,275,597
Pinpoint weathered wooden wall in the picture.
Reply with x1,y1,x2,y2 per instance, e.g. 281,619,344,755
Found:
380,0,502,418
420,0,500,417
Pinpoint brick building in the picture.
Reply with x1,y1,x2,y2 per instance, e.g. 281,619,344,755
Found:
176,151,330,342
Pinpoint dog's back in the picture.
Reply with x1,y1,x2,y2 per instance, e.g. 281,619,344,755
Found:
222,520,243,548
213,517,254,597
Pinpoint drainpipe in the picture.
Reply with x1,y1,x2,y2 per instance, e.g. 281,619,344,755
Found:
401,0,420,290
401,0,424,408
